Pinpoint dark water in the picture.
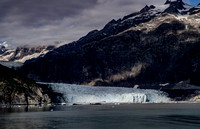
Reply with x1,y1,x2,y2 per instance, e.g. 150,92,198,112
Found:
1,103,200,129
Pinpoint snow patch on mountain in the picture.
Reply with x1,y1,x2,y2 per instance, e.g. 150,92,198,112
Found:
15,49,50,63
0,41,9,48
0,50,15,61
0,45,56,63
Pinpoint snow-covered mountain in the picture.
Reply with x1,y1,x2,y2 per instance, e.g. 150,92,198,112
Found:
75,0,197,47
2,0,197,65
0,45,56,63
20,0,200,88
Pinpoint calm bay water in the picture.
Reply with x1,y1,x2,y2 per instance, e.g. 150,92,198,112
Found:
0,103,200,129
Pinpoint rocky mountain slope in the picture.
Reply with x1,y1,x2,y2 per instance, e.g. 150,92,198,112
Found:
19,0,200,88
0,64,53,105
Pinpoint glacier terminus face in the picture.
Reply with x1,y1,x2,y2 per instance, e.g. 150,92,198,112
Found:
45,83,170,104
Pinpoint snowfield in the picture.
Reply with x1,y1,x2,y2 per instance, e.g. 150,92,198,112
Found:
44,83,170,104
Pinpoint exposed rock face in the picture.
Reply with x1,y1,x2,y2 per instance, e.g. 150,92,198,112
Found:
0,64,51,105
189,4,200,15
189,92,200,102
19,1,200,88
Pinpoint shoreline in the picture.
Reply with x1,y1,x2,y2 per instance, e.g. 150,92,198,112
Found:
1,102,200,114
1,101,200,108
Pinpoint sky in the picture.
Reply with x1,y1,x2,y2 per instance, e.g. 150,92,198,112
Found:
190,0,199,6
0,0,198,47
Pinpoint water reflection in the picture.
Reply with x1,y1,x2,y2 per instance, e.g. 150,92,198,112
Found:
1,104,200,129
0,105,51,114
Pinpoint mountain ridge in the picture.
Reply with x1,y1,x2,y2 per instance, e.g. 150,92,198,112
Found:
19,0,200,88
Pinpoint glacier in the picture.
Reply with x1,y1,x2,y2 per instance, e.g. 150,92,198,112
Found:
45,83,170,104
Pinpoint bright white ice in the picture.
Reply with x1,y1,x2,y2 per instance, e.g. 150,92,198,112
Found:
45,83,170,104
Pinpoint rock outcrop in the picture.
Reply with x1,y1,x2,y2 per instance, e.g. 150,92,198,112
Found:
0,64,52,105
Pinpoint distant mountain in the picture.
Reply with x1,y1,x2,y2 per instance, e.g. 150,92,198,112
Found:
0,45,56,63
19,0,200,88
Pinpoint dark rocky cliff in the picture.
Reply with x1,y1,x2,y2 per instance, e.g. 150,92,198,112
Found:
0,64,53,105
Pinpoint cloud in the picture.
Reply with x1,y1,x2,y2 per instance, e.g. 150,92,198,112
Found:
0,0,176,46
0,0,98,25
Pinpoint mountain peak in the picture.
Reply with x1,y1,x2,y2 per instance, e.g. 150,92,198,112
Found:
140,5,156,13
165,0,186,9
163,0,194,15
165,0,185,5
